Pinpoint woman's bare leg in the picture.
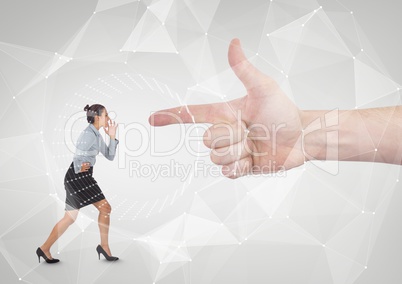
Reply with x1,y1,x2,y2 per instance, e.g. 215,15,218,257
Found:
40,209,79,259
92,199,113,256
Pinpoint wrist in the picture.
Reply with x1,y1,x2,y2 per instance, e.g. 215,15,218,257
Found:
301,110,333,161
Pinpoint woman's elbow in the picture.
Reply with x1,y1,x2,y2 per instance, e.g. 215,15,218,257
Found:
106,155,116,161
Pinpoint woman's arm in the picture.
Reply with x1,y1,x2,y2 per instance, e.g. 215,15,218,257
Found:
101,119,119,161
73,130,97,173
99,137,119,161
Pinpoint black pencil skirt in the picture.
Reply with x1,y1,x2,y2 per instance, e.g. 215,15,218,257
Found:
64,162,106,211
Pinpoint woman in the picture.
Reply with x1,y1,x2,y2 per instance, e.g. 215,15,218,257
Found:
36,104,119,263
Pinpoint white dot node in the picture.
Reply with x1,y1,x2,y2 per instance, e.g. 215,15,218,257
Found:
124,62,127,64
374,148,377,152
46,173,49,176
372,212,375,215
361,48,364,52
162,22,165,25
397,179,399,182
322,244,326,247
301,24,305,27
267,34,270,36
256,53,259,56
353,56,356,60
93,11,96,14
205,32,208,36
350,11,353,14
365,266,368,269
362,210,365,213
13,96,15,99
19,278,21,281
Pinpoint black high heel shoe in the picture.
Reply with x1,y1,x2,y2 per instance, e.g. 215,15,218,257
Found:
36,247,60,263
96,245,119,261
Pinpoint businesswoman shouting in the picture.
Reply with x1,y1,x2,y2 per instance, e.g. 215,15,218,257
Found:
36,104,119,263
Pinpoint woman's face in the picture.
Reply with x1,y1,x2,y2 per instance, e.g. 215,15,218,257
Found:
97,108,110,128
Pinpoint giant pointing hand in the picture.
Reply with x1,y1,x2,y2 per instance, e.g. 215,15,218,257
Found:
148,39,305,178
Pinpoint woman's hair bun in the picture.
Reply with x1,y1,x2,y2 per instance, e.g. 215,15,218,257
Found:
84,104,90,111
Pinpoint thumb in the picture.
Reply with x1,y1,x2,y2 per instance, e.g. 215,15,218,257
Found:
228,38,265,91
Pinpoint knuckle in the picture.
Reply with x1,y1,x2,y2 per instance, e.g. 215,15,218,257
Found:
210,150,226,165
203,130,212,148
210,151,220,164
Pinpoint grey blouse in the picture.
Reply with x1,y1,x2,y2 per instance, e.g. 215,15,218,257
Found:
72,123,119,174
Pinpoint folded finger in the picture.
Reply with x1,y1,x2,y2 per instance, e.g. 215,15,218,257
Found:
210,138,254,165
204,120,248,149
221,156,253,179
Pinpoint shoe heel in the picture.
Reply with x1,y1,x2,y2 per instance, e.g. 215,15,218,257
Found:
96,245,118,261
36,247,60,264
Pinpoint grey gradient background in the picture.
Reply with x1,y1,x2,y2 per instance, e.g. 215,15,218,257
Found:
0,0,401,283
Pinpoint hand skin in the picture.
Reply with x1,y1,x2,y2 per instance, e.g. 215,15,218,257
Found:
303,107,402,165
105,119,118,140
148,38,402,178
80,162,91,173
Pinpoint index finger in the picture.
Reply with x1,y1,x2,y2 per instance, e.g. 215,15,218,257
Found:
148,102,235,126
